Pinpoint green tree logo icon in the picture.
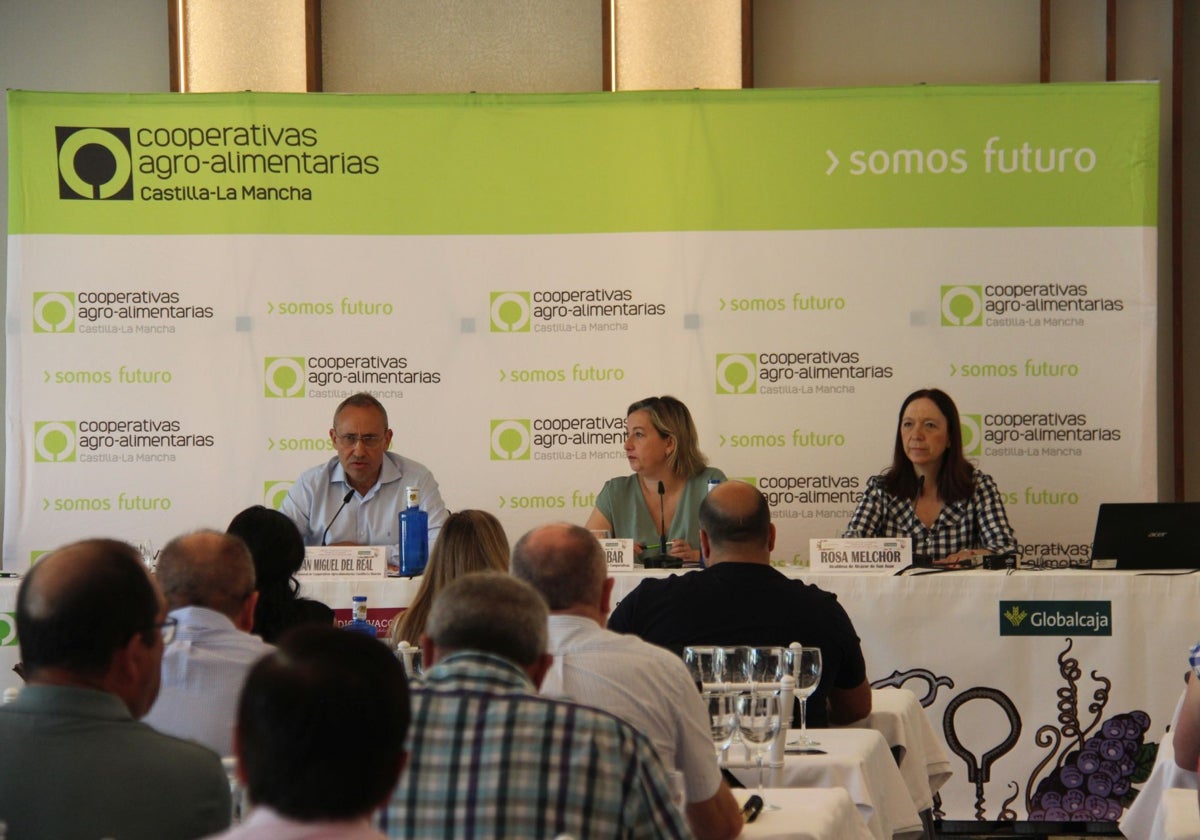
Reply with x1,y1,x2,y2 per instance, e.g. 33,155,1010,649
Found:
490,292,531,332
715,354,757,395
34,421,77,462
941,286,983,326
490,419,531,460
264,358,306,398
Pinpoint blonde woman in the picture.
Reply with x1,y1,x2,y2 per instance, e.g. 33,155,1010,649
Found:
388,510,510,649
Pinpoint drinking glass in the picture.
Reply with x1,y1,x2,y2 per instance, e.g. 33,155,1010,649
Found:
722,646,752,694
747,646,787,689
683,646,725,691
787,646,823,746
703,690,737,762
736,691,782,810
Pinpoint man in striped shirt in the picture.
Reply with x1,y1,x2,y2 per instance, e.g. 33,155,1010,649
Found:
380,571,689,839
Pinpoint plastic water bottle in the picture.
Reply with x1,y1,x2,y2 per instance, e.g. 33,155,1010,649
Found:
399,486,428,576
346,595,376,637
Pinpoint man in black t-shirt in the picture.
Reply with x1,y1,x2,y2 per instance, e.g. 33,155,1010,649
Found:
608,480,872,727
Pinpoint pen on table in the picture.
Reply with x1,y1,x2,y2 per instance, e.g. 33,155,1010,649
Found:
0,572,20,579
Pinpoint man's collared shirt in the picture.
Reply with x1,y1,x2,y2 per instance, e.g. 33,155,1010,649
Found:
381,651,689,839
543,614,722,805
281,451,448,547
143,605,274,756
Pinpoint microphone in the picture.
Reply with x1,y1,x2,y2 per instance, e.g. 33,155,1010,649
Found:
322,489,355,545
658,481,681,569
740,794,764,823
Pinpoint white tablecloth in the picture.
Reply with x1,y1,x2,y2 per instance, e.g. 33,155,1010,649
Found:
728,728,923,840
845,688,952,813
737,787,873,840
1122,689,1198,839
1150,788,1200,840
3,566,1196,826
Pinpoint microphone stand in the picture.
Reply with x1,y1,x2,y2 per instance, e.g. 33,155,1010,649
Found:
322,488,355,545
656,480,681,569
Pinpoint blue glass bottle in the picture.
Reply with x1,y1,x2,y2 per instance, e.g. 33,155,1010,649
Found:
399,486,428,576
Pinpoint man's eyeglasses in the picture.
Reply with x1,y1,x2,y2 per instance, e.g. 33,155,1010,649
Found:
335,433,385,449
154,617,178,645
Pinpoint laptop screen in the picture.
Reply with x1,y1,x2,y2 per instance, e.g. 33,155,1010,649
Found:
1089,502,1200,570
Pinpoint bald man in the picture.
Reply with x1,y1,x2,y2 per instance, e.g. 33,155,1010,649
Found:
609,480,873,727
0,539,230,839
143,530,274,756
512,523,743,840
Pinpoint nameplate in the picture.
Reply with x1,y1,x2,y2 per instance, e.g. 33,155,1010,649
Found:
807,538,912,573
299,545,389,578
600,539,635,571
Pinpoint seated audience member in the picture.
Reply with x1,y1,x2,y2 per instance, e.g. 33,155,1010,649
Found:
208,627,410,839
843,387,1017,567
512,523,742,840
380,572,688,839
387,509,509,650
143,530,274,756
609,480,872,727
227,505,333,643
0,539,230,839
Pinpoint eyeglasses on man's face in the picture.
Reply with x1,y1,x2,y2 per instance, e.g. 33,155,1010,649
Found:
334,433,385,449
153,617,178,645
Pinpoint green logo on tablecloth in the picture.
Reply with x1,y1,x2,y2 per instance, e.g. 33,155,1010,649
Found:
999,600,1111,636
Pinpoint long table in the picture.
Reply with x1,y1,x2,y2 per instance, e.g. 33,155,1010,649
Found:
3,567,1196,825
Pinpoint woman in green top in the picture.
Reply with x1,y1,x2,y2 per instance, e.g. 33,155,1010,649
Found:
585,395,725,566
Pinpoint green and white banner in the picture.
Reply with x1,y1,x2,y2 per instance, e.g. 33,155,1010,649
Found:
6,85,1158,572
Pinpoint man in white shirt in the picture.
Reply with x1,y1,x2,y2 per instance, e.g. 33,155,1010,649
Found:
143,530,273,756
511,523,743,840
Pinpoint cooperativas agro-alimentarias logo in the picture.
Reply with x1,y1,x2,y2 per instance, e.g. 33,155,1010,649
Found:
264,357,306,398
56,127,134,200
34,421,77,463
941,286,983,327
33,292,76,333
263,481,295,510
715,354,757,395
0,613,17,646
960,414,982,456
490,293,531,333
490,420,532,460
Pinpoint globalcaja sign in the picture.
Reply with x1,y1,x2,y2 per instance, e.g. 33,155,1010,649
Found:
999,600,1112,636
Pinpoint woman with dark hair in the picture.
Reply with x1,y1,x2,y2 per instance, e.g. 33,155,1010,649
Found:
843,387,1017,566
226,506,333,643
584,395,725,566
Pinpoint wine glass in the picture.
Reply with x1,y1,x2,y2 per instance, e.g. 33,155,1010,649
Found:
721,646,752,694
787,645,822,746
736,690,782,810
703,690,737,763
683,646,726,692
747,646,787,689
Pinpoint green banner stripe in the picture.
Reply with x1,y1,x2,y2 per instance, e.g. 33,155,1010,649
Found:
9,85,1158,235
